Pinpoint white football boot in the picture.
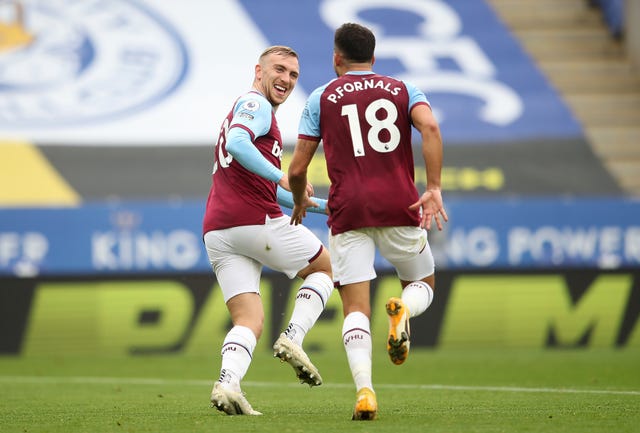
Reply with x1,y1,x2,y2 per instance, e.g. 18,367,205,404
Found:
273,334,323,386
210,382,262,416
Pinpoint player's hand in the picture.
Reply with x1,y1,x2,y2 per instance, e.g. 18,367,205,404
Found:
408,188,448,230
290,194,320,225
278,175,290,191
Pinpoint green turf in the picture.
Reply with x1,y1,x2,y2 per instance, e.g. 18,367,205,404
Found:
1,348,639,433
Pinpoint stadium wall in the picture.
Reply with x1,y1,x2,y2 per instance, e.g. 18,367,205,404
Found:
1,269,638,356
1,197,639,355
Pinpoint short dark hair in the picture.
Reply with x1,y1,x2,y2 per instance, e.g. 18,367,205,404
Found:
334,23,375,63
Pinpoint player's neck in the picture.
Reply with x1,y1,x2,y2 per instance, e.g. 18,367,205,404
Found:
338,63,372,76
348,62,372,71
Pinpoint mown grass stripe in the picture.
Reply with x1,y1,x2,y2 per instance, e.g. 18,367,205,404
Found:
1,375,638,396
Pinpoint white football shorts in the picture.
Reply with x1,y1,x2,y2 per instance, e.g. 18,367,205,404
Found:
204,215,324,302
329,226,434,286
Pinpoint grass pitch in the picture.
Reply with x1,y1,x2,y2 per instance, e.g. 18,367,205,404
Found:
1,348,638,433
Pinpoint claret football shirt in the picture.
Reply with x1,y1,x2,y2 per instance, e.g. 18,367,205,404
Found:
298,71,430,235
203,91,284,233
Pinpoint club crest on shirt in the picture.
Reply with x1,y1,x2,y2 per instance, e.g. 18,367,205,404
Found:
0,0,188,127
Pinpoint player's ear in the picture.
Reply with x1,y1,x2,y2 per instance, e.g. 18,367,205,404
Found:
255,63,262,80
371,55,375,66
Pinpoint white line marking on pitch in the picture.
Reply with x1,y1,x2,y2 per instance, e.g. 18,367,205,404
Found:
0,376,638,396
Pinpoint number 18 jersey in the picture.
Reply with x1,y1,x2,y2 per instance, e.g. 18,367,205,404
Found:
298,71,431,235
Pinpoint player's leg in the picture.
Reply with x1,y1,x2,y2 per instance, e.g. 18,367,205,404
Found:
284,247,333,348
203,229,264,415
250,216,333,386
376,227,435,365
340,282,378,420
272,248,333,386
331,229,378,420
210,292,264,415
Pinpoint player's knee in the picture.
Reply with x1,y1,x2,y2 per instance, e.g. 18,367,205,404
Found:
300,247,332,279
422,274,435,291
314,247,333,275
302,271,334,306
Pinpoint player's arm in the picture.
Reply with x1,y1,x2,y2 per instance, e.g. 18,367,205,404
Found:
225,95,325,212
225,127,285,183
225,132,325,211
409,101,448,231
289,88,325,225
289,137,322,225
277,186,327,214
224,95,290,188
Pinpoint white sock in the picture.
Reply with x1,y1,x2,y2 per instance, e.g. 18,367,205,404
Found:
284,272,333,346
402,281,434,318
342,311,373,392
218,325,256,392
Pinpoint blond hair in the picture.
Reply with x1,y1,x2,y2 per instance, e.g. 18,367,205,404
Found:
259,45,298,61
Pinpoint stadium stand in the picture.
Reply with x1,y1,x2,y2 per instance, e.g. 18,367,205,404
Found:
2,0,639,356
1,0,639,277
590,0,624,37
488,0,640,196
